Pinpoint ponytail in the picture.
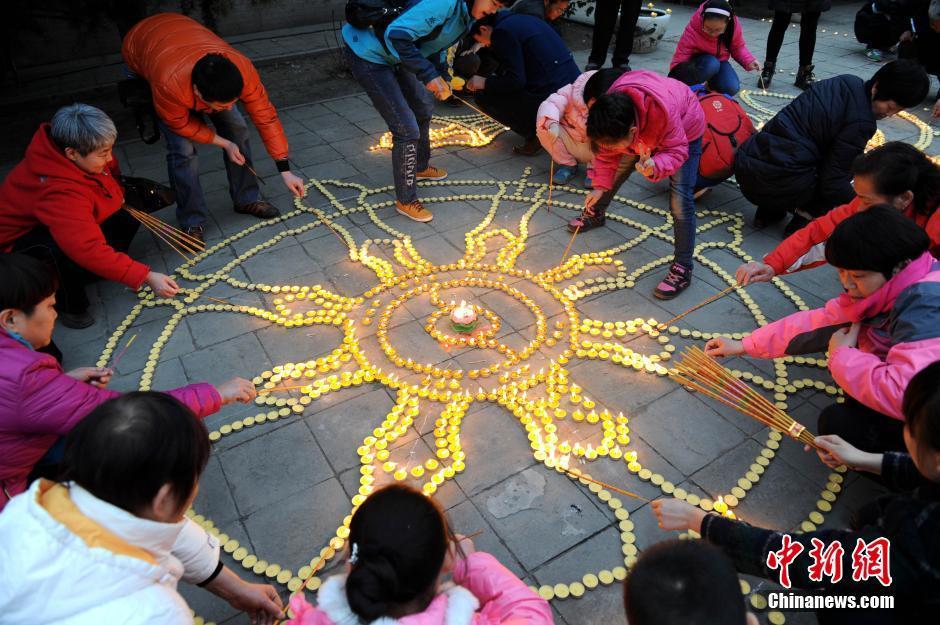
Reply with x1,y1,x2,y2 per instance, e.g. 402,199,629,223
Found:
852,142,940,218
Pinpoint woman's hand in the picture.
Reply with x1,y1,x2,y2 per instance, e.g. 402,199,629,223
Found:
704,337,745,357
634,147,656,179
426,76,453,100
443,533,477,573
747,60,761,72
807,435,883,473
145,272,180,298
582,189,605,217
651,499,707,532
204,566,283,625
66,366,113,388
466,75,486,92
280,171,306,197
828,323,860,353
217,377,257,405
735,261,775,285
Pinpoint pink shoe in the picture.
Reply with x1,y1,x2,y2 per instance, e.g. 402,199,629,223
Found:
653,262,692,300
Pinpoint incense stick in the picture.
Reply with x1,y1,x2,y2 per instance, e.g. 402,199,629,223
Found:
125,207,205,249
561,466,650,503
658,284,738,329
258,383,312,395
560,224,580,265
451,93,505,128
107,333,138,371
670,347,821,449
244,162,267,185
546,160,554,215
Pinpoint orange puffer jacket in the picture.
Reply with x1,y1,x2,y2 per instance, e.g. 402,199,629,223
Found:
122,13,289,161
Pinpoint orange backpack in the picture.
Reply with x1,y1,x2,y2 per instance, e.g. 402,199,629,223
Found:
696,90,756,182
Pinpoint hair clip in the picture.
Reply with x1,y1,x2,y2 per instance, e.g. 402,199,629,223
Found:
349,542,359,564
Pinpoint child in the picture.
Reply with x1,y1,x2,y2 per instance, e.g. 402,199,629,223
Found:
706,207,940,454
653,360,940,624
577,70,706,300
624,539,759,625
733,60,930,233
737,141,940,285
0,392,283,624
668,0,760,96
0,253,257,511
286,484,552,625
536,68,624,186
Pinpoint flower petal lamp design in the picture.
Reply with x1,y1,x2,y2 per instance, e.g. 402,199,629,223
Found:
450,299,478,333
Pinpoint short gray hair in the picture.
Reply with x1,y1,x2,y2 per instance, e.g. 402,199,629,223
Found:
50,103,117,155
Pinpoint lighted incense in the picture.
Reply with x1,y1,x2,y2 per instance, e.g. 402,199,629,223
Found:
244,162,267,185
560,224,581,265
670,346,821,449
451,94,506,129
546,160,554,215
560,466,650,503
125,207,204,250
258,383,311,395
107,333,138,371
658,284,738,329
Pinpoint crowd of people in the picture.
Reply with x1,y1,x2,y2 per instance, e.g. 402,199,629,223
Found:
1,1,940,624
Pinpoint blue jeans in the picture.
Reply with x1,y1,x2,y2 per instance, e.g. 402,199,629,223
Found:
344,45,433,204
669,54,741,95
158,107,260,228
594,137,702,267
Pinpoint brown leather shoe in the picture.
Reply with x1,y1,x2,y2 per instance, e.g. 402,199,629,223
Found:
234,200,280,219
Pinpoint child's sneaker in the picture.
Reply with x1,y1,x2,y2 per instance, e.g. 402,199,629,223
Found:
567,213,606,232
396,200,434,222
552,164,578,185
416,166,447,181
865,48,883,62
653,262,692,300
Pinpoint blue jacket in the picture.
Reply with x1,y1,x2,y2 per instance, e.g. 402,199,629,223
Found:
343,0,472,84
733,74,876,212
485,11,580,97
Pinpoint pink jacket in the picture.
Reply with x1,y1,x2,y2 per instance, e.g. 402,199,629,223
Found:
287,552,552,625
0,331,222,510
591,70,706,189
743,252,940,420
669,3,756,71
536,70,596,167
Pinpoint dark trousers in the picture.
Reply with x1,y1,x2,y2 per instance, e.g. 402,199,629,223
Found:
818,396,906,454
12,208,146,314
588,0,642,67
899,30,940,78
765,10,821,67
474,90,546,141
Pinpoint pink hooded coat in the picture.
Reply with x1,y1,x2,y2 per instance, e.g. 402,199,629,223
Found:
591,70,706,189
286,552,552,625
742,252,940,420
536,70,596,168
669,2,756,71
0,331,222,510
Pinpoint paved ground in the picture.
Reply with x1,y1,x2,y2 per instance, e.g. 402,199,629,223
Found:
25,3,940,625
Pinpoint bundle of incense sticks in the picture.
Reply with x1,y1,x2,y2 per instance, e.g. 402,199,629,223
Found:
670,346,821,449
123,205,204,261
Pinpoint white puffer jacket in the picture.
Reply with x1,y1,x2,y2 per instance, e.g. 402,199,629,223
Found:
0,480,220,625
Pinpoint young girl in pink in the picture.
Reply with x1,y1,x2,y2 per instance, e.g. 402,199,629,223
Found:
668,0,759,95
286,484,552,625
536,68,623,186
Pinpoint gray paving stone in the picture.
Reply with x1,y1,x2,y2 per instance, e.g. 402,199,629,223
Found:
453,403,539,496
305,387,396,473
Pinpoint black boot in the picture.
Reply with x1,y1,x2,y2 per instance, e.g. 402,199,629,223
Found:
758,61,775,89
795,64,816,90
753,205,786,229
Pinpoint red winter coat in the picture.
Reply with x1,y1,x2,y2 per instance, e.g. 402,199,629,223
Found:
122,13,289,161
0,125,150,289
0,330,223,511
764,196,940,275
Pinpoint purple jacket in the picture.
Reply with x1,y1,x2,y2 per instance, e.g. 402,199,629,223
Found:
0,331,222,510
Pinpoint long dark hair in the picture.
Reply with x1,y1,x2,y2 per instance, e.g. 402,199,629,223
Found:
345,485,451,621
852,142,940,218
701,0,735,53
825,204,930,279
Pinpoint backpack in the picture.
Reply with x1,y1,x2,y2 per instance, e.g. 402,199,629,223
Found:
345,0,408,31
696,90,755,183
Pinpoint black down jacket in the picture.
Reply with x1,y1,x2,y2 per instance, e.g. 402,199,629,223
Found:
733,75,876,214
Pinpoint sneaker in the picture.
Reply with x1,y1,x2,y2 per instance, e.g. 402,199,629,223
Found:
567,213,606,232
653,262,692,300
585,62,601,71
865,48,883,62
416,165,448,181
552,164,578,185
513,137,543,156
234,200,280,219
58,310,95,329
396,200,434,223
184,224,206,244
583,171,593,189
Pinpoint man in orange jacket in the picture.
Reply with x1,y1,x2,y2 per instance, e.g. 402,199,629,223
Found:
122,13,306,242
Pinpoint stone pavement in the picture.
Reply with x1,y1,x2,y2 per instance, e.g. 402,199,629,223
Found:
31,3,940,625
